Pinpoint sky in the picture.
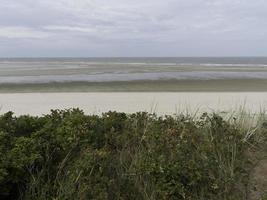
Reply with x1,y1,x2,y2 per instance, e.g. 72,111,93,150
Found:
0,0,267,57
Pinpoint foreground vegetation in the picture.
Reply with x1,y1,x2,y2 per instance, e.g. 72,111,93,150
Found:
0,109,266,200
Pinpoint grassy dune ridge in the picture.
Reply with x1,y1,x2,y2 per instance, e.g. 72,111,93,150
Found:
0,109,266,200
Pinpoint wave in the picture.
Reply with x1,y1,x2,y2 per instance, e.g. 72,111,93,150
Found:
2,60,267,67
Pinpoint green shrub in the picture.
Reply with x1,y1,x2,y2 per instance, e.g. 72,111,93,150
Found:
0,109,266,200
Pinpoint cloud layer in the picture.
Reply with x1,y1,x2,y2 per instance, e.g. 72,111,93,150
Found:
1,0,267,57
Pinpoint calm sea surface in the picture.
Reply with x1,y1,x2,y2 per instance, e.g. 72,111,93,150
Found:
1,57,267,84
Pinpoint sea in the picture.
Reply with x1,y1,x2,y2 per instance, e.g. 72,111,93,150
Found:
1,57,267,84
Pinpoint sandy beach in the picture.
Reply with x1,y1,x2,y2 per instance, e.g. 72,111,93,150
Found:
1,92,267,116
1,58,267,116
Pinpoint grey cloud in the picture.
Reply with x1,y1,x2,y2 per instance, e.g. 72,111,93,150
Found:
0,0,267,57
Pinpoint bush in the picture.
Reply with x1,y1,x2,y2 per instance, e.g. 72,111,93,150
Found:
0,109,266,200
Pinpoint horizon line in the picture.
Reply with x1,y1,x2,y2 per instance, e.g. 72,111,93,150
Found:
1,56,267,59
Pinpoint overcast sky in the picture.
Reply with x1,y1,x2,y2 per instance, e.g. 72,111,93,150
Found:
1,0,267,57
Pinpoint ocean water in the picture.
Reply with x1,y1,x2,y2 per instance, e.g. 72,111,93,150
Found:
1,57,267,84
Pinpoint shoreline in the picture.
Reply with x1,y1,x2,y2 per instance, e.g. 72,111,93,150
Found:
1,79,267,93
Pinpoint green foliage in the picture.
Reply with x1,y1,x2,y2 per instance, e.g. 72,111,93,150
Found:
0,109,266,200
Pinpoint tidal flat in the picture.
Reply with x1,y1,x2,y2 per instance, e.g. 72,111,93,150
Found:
1,79,267,93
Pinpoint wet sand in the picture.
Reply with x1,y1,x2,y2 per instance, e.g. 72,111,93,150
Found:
0,92,267,116
1,79,267,93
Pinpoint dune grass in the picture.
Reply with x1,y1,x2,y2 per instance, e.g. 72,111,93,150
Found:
0,109,266,200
